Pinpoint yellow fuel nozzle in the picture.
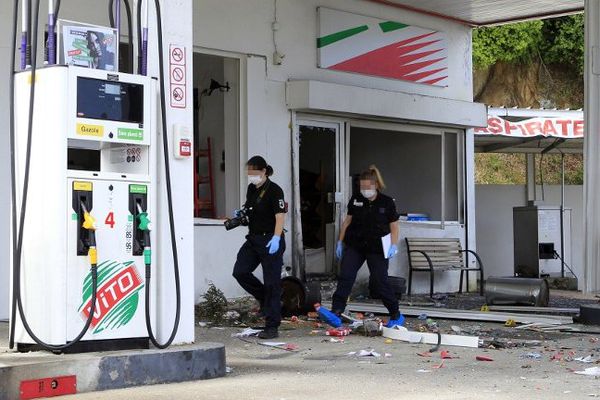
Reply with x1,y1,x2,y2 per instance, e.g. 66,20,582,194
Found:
81,202,97,231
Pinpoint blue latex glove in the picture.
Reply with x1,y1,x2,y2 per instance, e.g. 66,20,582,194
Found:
266,235,281,254
233,209,242,218
387,244,398,259
336,240,344,260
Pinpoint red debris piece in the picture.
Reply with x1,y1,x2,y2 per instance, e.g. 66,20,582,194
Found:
476,356,494,362
417,352,432,358
326,327,352,337
441,350,458,359
551,352,563,361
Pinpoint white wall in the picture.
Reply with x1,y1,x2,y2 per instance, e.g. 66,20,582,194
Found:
476,184,584,289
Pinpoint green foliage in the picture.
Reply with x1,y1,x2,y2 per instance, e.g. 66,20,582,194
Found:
473,21,543,68
541,15,585,75
473,15,584,75
195,283,228,324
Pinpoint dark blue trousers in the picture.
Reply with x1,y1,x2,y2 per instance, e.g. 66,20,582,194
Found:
332,245,400,318
233,234,285,328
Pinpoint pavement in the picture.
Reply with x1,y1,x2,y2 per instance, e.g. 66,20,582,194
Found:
6,317,597,400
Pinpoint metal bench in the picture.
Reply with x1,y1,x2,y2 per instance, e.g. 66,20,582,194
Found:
405,238,484,297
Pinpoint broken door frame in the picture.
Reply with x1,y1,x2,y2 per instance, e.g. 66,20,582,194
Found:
292,114,346,281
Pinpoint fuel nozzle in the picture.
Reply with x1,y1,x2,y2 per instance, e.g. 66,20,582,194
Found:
80,201,97,265
136,202,152,266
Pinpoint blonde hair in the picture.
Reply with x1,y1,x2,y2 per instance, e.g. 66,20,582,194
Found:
360,165,386,191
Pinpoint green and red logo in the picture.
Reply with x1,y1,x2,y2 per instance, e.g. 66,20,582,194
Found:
79,260,144,334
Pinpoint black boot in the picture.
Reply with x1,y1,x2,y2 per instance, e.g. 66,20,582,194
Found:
258,327,279,339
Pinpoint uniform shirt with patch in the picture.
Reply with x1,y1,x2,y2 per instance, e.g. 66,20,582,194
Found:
244,178,286,234
345,192,399,253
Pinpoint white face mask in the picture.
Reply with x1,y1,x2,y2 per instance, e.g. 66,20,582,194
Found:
361,189,377,199
248,175,263,186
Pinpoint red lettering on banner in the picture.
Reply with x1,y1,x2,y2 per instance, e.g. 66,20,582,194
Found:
524,121,543,136
81,265,143,327
543,120,558,137
556,120,571,136
574,120,584,136
488,117,503,134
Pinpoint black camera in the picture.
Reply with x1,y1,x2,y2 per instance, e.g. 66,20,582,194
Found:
224,207,252,231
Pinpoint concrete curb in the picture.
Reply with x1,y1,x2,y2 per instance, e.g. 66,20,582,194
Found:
0,342,226,399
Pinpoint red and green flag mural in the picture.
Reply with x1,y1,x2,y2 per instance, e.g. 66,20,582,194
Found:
317,7,448,87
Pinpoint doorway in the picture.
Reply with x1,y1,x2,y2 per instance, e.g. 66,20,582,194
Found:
297,121,343,278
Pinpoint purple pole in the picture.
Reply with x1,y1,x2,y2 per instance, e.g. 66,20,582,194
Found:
115,0,120,71
47,13,55,64
20,32,27,70
141,27,148,75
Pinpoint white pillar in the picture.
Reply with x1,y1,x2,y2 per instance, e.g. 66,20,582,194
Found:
584,0,600,293
147,0,195,343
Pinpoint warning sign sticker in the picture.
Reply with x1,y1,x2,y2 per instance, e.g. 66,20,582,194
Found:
169,44,186,109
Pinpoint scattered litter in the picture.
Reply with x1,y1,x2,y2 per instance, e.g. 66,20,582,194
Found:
550,352,563,361
232,328,262,338
505,319,517,327
310,330,324,335
432,361,445,369
575,355,596,363
417,352,432,358
384,339,393,344
198,321,208,327
384,353,392,358
418,313,428,320
588,394,599,397
574,367,600,376
417,369,431,373
326,327,352,337
224,310,241,320
358,349,381,358
260,342,299,351
290,316,299,323
564,391,572,394
225,367,233,373
441,350,458,359
451,326,462,334
326,338,345,343
521,352,542,360
349,321,364,329
476,356,494,362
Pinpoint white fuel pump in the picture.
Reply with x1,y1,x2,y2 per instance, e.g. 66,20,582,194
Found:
8,0,182,353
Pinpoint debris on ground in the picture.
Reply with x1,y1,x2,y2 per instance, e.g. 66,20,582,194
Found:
575,367,600,376
232,328,262,338
476,355,494,362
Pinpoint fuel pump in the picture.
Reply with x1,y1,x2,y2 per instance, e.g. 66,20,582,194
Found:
8,0,182,352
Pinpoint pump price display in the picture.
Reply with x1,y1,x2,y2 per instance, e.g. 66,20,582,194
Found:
76,77,144,124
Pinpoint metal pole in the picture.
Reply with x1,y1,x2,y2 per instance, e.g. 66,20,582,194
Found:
560,153,566,277
47,0,55,64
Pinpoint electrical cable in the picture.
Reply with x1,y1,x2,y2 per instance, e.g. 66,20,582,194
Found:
8,0,99,352
143,0,182,349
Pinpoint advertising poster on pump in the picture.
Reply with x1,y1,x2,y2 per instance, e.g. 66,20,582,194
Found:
61,24,117,71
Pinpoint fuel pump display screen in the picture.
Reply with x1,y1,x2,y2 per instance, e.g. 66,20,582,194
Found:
77,77,144,124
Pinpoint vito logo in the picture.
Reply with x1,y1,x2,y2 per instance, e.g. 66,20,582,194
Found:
79,260,144,334
76,123,104,137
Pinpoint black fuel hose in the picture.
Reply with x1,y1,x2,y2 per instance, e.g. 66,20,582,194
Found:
143,0,182,349
8,0,99,352
109,0,134,73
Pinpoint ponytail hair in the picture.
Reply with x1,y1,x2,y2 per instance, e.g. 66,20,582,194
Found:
359,164,386,191
247,155,274,177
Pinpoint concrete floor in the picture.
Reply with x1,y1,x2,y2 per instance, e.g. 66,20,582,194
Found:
3,319,597,400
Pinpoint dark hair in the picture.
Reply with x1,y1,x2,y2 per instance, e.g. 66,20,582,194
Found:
247,155,274,176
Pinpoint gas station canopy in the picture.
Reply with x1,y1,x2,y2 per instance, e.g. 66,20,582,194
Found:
368,0,584,26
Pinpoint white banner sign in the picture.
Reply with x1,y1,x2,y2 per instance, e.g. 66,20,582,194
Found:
475,116,584,138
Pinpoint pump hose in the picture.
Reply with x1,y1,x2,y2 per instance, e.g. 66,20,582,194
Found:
142,0,182,349
8,0,100,352
108,0,134,74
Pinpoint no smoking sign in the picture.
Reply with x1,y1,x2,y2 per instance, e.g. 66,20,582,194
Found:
169,44,186,109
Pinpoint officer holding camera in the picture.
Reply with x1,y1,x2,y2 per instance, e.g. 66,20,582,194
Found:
230,156,286,339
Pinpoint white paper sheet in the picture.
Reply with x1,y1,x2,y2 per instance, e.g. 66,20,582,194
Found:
381,234,392,259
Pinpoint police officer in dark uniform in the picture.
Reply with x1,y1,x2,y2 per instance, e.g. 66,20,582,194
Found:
332,165,405,328
232,156,286,339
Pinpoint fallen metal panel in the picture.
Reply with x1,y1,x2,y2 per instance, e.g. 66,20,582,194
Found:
382,327,479,348
323,302,573,325
488,305,579,314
